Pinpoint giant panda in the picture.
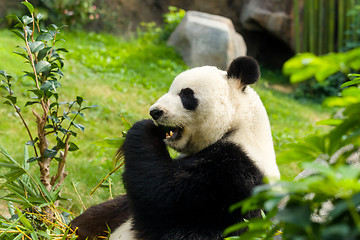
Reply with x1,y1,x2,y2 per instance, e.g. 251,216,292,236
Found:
71,56,280,240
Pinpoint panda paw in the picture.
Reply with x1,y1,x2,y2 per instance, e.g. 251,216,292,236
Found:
127,119,166,143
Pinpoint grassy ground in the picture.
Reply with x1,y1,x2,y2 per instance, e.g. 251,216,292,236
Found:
0,29,331,214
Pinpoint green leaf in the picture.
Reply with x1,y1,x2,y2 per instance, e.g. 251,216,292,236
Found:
43,148,57,158
341,79,360,88
40,80,61,91
13,51,29,60
25,101,40,107
27,157,41,163
29,41,44,53
316,119,343,126
68,142,79,151
3,100,14,107
48,24,58,31
6,15,22,23
93,137,125,148
37,47,51,60
23,71,36,81
36,33,53,42
56,137,65,150
71,122,85,132
121,115,132,131
56,69,64,78
35,60,51,73
22,1,34,14
15,206,34,231
76,96,83,105
277,205,312,227
28,89,44,98
10,29,25,41
25,138,38,146
5,95,17,105
36,13,44,21
81,105,99,110
0,70,13,80
56,47,69,53
22,15,33,25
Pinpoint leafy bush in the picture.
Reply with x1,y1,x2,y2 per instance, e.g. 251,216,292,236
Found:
283,48,360,101
224,75,360,240
0,1,95,238
137,6,185,43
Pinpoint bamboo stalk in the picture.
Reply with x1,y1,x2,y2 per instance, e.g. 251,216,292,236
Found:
308,0,316,53
338,0,345,51
294,0,301,53
355,0,360,43
324,0,330,53
329,0,336,52
303,0,310,52
318,0,324,54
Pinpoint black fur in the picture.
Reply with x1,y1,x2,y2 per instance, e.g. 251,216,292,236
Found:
227,56,260,85
179,88,198,111
70,195,130,240
121,119,264,240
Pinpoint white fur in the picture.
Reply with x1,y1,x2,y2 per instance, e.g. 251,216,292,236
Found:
150,66,234,154
149,66,280,181
109,219,136,240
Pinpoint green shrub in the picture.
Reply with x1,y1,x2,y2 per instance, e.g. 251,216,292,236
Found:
283,47,360,101
37,0,98,28
0,1,96,238
137,6,185,43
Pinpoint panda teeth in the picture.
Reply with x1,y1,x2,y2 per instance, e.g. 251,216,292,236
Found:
166,131,174,139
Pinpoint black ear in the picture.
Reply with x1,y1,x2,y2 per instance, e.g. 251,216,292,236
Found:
227,56,260,85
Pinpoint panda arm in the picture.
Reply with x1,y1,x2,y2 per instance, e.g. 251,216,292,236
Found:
121,120,262,212
121,120,176,208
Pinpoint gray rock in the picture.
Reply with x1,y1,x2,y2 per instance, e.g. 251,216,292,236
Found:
168,11,247,70
240,0,293,49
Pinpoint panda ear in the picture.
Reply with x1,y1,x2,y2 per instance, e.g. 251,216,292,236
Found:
227,56,260,85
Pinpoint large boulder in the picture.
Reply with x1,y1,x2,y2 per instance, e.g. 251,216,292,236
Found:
240,0,294,49
168,11,247,70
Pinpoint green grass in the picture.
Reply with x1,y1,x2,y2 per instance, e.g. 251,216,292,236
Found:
0,29,331,214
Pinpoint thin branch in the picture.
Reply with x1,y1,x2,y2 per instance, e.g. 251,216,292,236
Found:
14,106,38,157
23,27,38,88
90,161,125,196
51,133,71,186
6,79,38,157
61,109,80,142
72,182,87,211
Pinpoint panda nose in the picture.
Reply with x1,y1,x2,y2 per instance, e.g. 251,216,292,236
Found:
150,108,164,120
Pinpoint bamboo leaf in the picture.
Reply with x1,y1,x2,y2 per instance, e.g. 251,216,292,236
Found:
0,145,20,166
93,137,125,148
15,206,34,231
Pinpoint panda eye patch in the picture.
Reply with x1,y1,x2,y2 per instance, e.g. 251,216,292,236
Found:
179,88,198,111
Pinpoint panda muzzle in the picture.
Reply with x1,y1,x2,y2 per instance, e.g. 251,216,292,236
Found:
161,125,183,141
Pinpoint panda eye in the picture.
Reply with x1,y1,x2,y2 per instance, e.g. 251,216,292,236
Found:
179,88,198,111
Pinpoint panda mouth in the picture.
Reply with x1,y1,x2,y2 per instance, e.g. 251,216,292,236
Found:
161,125,183,141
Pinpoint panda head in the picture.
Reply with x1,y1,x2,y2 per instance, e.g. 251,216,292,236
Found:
149,56,261,155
